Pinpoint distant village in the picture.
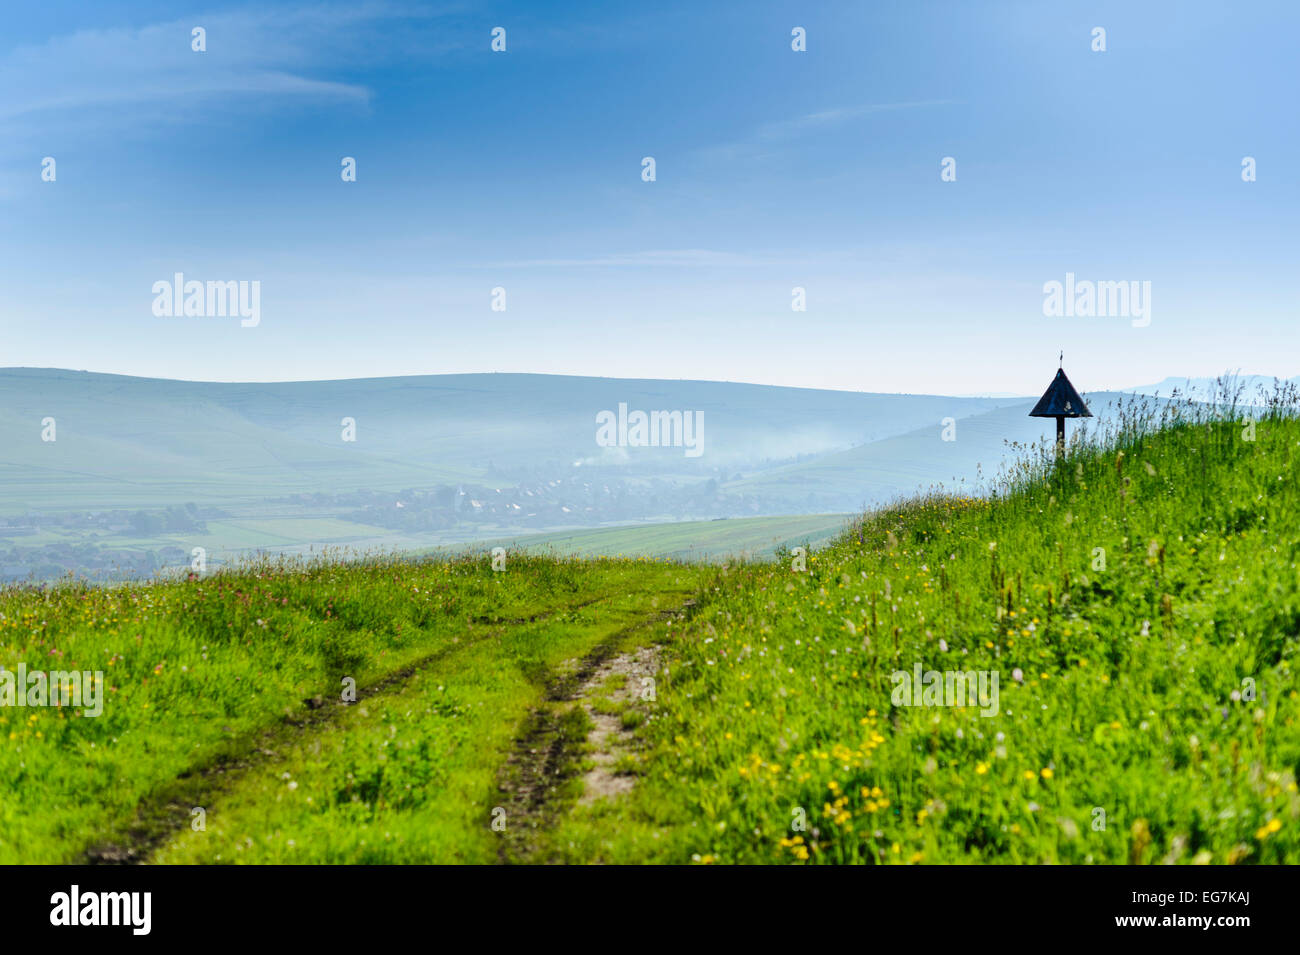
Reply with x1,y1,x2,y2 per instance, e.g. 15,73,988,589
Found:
0,505,210,583
0,466,847,584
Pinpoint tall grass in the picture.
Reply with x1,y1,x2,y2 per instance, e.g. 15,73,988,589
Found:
552,383,1299,864
0,550,701,862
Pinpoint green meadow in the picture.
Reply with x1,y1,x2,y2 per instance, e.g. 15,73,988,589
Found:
461,513,853,563
548,389,1299,864
0,555,710,863
1,390,1296,864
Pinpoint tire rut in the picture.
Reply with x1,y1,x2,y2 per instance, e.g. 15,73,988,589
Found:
81,596,606,865
494,598,696,864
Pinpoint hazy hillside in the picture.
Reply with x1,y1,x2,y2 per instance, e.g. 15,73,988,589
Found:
728,393,1146,511
0,368,1010,509
0,367,1126,579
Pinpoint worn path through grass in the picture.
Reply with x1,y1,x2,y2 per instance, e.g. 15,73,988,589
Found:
0,553,712,864
145,565,703,864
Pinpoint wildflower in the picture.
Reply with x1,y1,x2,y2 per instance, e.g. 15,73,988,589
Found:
1255,819,1282,840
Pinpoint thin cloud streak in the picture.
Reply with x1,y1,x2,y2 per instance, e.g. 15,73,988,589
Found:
754,100,960,141
698,99,959,163
0,3,454,127
490,249,769,268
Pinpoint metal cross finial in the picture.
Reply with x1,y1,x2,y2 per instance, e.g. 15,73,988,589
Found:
1059,350,1063,368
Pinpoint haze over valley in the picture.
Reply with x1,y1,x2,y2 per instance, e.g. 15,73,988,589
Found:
0,366,1239,581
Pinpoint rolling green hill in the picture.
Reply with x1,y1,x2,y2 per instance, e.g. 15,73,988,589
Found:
542,388,1299,863
0,368,1013,512
0,367,1026,580
0,370,1191,584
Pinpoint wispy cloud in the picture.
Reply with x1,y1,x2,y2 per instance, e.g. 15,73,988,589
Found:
488,247,887,270
0,3,452,133
492,249,768,268
754,100,957,141
699,99,958,163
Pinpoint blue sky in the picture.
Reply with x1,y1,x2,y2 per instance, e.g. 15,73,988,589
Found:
2,0,1297,394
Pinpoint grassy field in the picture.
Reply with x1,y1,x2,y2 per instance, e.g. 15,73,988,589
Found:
0,554,711,863
547,389,1300,863
1,389,1296,864
461,513,853,563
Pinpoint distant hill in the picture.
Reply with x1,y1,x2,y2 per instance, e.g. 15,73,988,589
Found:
0,368,1013,511
727,393,1147,512
0,367,1166,579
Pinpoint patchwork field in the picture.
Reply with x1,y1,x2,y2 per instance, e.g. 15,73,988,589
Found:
462,513,854,563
